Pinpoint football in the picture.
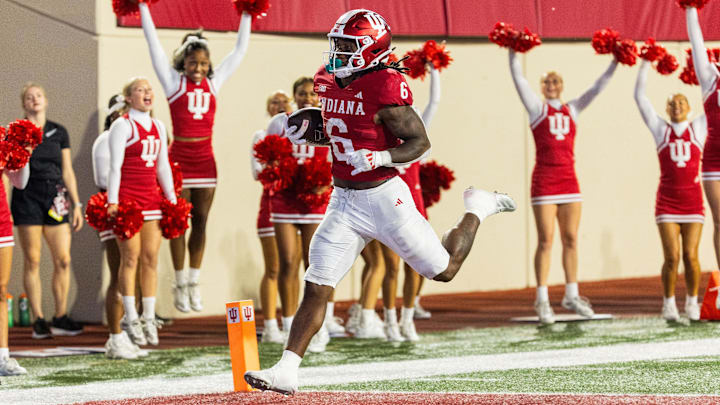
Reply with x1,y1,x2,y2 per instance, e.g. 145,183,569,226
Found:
287,107,330,145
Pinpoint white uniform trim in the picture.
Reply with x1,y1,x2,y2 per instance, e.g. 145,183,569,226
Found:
142,210,163,221
530,104,548,130
257,227,275,238
168,76,188,104
656,214,704,224
270,213,325,224
531,193,582,205
702,171,720,181
98,229,116,242
182,178,217,188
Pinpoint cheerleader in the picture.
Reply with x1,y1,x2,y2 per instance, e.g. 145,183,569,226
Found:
685,5,720,281
508,49,617,324
0,155,31,375
92,94,148,358
634,60,706,321
139,2,251,312
265,77,333,352
107,78,177,346
251,90,301,343
380,64,440,342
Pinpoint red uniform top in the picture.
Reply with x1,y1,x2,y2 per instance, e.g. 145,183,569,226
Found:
656,123,704,220
314,65,413,182
119,114,163,208
530,103,580,200
398,162,427,219
168,75,217,138
702,77,720,172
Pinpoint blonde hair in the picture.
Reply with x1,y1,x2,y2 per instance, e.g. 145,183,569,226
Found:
540,71,563,84
667,93,689,105
20,82,47,107
122,77,149,98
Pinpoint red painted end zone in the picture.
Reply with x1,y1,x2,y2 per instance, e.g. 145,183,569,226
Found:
78,391,720,405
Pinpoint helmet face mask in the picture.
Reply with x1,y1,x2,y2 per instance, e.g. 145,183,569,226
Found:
324,9,392,79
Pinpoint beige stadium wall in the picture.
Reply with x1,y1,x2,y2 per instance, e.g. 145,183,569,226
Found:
2,0,719,322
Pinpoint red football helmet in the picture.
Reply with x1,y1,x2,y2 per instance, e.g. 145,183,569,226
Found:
325,9,392,78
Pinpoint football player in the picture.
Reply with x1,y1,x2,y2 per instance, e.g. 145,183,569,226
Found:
245,9,516,395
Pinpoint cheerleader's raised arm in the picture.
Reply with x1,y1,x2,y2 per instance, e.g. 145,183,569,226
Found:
686,7,718,95
509,50,543,122
567,60,618,118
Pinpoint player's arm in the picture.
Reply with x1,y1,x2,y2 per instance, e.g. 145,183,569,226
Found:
376,105,430,164
139,2,179,95
212,12,252,91
686,7,718,94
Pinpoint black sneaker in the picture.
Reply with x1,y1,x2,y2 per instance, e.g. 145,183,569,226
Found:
50,315,83,336
32,318,51,339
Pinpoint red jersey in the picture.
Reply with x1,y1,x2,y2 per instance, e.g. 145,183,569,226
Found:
314,65,413,182
168,75,217,139
656,123,704,222
119,114,163,213
702,76,720,173
529,103,581,202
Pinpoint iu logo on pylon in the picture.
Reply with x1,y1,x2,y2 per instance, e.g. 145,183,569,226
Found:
187,88,211,120
548,113,570,141
669,140,691,168
140,135,161,167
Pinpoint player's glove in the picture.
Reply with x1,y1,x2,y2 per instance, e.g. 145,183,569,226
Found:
283,121,307,145
348,149,392,176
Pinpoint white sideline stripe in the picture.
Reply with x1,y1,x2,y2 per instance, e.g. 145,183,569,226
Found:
4,338,720,404
298,337,720,386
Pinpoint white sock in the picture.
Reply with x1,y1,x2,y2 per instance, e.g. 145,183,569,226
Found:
277,349,302,370
384,307,397,325
264,318,279,331
110,332,124,343
282,316,294,331
686,295,698,306
536,286,549,303
122,296,139,321
325,302,335,320
188,268,201,284
142,297,156,320
400,307,414,324
175,269,188,286
564,282,579,300
414,296,422,307
664,296,676,306
0,347,8,360
361,309,375,324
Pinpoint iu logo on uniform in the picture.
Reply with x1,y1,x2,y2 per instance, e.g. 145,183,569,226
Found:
140,135,161,167
548,113,570,141
187,88,211,120
669,140,691,168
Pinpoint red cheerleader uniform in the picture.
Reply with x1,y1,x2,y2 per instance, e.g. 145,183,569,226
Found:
656,124,705,223
529,103,582,205
168,76,218,189
118,115,164,221
701,77,720,180
399,162,427,219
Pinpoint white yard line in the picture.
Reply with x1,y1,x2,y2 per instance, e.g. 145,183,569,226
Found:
3,338,720,405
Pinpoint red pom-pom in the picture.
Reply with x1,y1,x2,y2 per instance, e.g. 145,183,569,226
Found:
592,29,619,55
170,160,183,197
85,192,110,232
295,155,332,209
254,134,293,165
656,53,680,75
678,48,720,85
387,53,399,64
512,28,542,53
422,40,454,71
6,120,43,148
419,161,455,209
111,200,144,240
232,0,270,19
258,156,298,192
489,22,541,53
489,22,518,48
676,0,711,9
639,38,666,62
3,142,30,171
402,49,428,79
613,38,638,66
112,0,159,17
160,198,193,239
